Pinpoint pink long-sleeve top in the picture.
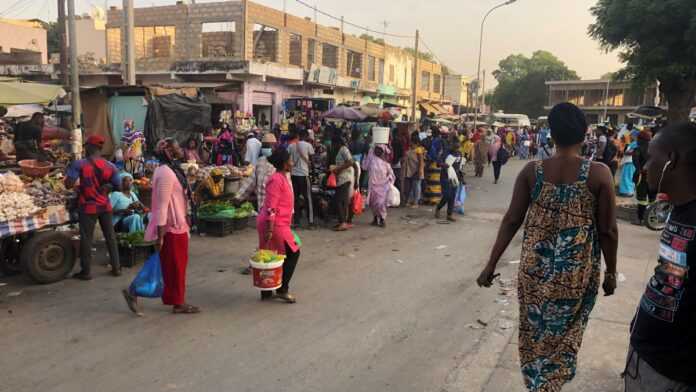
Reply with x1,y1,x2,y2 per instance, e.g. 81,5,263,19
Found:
256,172,298,255
144,165,190,241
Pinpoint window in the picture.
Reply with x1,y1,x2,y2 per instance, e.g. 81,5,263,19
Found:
433,74,441,93
388,64,395,83
346,50,362,78
307,39,316,65
253,24,279,62
378,59,385,84
421,71,430,91
201,22,236,58
133,26,175,59
367,55,376,81
106,28,121,64
321,43,338,68
288,33,302,66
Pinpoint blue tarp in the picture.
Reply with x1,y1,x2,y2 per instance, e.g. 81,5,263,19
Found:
109,96,147,146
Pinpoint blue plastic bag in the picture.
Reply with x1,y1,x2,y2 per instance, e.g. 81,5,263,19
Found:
129,252,163,298
454,185,467,215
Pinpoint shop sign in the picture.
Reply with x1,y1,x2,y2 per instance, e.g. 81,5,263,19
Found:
377,84,396,96
307,65,338,86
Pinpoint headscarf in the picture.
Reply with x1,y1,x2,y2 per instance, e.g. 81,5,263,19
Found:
155,138,192,206
119,171,133,183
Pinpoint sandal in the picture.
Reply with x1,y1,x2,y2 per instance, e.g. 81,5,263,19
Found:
333,224,349,232
172,304,201,314
275,292,297,304
121,289,143,317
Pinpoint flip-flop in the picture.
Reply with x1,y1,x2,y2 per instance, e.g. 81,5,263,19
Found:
172,304,201,314
121,289,143,317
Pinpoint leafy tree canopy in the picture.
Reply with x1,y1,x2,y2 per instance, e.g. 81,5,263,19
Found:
489,50,579,118
589,0,696,121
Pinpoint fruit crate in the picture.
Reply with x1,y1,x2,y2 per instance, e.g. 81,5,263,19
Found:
231,216,249,230
118,243,155,268
198,218,236,237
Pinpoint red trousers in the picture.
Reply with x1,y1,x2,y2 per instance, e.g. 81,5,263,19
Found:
160,232,189,306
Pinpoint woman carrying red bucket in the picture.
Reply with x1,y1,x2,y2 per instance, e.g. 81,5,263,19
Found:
255,148,301,303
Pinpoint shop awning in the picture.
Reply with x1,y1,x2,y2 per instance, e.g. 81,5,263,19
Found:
432,103,448,115
0,81,66,106
419,102,441,115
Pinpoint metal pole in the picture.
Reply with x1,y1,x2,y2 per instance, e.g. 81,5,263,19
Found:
57,0,69,86
473,0,516,130
481,69,486,115
67,0,81,131
123,0,136,85
411,29,419,122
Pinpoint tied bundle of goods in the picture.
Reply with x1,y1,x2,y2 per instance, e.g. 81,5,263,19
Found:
249,249,286,290
0,192,40,222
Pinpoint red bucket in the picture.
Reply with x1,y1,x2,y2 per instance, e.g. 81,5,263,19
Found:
249,259,284,290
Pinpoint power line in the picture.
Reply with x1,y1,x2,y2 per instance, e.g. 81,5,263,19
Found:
293,0,414,39
0,0,28,16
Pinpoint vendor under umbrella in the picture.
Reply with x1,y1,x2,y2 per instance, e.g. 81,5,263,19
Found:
110,172,147,233
194,167,226,203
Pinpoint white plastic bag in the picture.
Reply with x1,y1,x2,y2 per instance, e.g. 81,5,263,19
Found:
387,184,400,207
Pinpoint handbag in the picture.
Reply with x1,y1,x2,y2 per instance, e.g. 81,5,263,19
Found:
387,184,401,207
128,252,163,298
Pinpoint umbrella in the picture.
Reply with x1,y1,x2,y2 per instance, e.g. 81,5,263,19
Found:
323,106,367,121
0,81,66,106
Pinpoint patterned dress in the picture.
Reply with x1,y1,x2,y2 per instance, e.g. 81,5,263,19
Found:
518,159,601,392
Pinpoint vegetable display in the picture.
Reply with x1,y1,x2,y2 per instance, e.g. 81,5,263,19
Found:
117,231,147,247
0,172,24,193
198,201,255,219
251,249,285,264
0,192,40,222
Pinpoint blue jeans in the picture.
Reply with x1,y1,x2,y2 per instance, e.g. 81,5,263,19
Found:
405,177,421,204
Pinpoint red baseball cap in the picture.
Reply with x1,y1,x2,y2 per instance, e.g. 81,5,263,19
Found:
84,134,106,148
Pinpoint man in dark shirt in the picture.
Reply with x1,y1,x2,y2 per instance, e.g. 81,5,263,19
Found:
14,112,48,161
625,122,696,391
65,135,122,280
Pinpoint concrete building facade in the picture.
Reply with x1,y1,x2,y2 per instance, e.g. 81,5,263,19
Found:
545,79,661,125
0,19,47,65
443,74,470,113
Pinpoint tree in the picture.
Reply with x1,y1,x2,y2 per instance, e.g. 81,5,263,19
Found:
589,0,696,122
359,33,384,45
402,47,435,63
36,21,61,56
489,50,579,118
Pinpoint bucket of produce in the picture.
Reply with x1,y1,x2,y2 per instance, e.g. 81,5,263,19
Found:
18,159,53,178
249,250,285,290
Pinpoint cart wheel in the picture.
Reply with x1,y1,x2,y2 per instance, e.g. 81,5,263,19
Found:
0,238,22,276
21,231,76,284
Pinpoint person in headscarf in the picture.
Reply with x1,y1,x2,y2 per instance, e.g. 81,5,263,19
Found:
123,138,199,316
110,172,147,233
633,129,656,224
473,128,490,177
183,137,203,164
235,133,278,212
617,131,638,197
363,145,395,227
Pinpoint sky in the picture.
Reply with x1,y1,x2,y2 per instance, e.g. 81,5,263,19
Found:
4,0,622,87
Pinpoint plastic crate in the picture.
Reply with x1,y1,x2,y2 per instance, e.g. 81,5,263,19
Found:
231,216,248,230
198,218,236,237
118,244,155,268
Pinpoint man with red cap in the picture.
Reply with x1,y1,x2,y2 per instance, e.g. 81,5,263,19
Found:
65,134,122,279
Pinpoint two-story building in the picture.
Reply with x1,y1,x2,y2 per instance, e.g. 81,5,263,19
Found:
87,0,444,125
545,79,662,125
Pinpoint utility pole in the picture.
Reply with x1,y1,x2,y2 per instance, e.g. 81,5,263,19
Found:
410,29,419,122
67,0,82,134
57,0,69,86
122,0,136,85
481,69,486,115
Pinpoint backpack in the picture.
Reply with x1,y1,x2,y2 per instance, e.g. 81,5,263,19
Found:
497,147,510,165
603,141,617,164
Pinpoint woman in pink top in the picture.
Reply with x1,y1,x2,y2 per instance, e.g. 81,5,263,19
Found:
123,138,200,315
257,149,301,303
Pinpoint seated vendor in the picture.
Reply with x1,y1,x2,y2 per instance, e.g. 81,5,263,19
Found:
183,137,204,164
14,112,49,161
110,172,146,233
195,167,226,203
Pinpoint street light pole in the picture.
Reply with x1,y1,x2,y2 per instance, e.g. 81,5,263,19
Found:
473,0,517,129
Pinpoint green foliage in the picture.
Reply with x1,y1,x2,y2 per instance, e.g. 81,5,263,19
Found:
402,47,435,63
589,0,696,121
489,51,579,118
36,20,61,56
359,34,385,45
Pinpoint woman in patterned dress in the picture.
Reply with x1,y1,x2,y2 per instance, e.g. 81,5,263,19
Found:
477,102,619,392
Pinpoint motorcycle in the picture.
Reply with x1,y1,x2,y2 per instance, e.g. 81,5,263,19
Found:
644,193,673,231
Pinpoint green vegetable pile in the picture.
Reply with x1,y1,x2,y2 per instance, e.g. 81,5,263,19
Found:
117,231,146,247
198,201,255,220
251,249,285,264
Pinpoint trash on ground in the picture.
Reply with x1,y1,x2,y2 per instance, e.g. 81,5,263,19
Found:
618,273,627,283
435,245,448,250
7,291,22,297
498,319,514,330
466,323,483,330
476,319,488,327
508,259,520,264
395,259,404,264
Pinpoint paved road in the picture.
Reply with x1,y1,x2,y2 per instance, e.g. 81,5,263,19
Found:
0,159,659,392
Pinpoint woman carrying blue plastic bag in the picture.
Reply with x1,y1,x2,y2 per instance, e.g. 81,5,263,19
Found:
122,252,163,316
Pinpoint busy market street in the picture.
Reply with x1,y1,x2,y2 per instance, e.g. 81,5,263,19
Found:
2,0,696,391
0,160,659,392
